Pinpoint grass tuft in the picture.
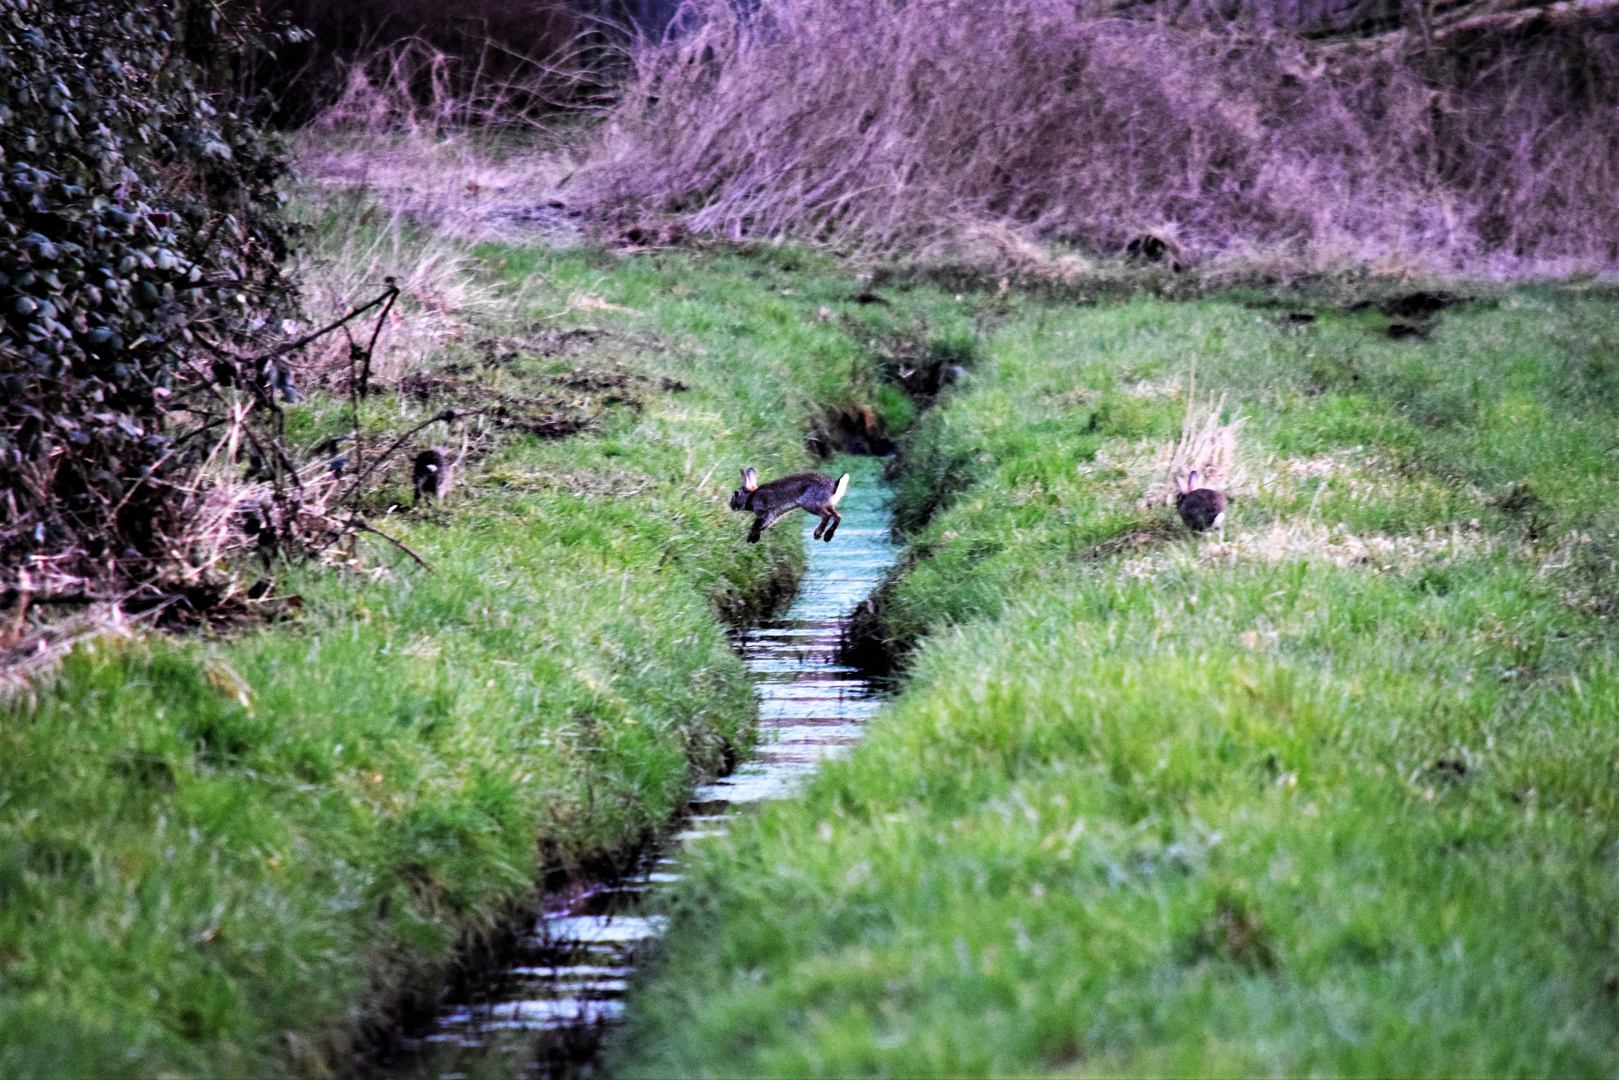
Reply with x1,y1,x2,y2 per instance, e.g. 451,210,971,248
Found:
1147,381,1247,511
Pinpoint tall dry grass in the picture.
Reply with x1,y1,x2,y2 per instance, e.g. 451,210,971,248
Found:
579,0,1619,274
250,0,602,123
286,196,491,385
1143,384,1248,509
294,39,590,245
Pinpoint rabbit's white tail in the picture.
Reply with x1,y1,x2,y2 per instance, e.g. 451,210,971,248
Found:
829,473,850,507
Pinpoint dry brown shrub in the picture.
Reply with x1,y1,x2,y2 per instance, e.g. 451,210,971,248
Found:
310,34,603,133
286,199,490,388
288,42,584,388
251,0,604,123
579,0,1619,274
295,39,588,247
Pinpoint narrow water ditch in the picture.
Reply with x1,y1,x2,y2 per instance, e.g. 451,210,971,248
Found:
398,456,898,1079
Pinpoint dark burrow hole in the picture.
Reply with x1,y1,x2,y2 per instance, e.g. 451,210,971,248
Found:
807,404,896,457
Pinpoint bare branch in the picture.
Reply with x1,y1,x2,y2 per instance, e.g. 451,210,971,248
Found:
341,408,475,501
346,518,435,572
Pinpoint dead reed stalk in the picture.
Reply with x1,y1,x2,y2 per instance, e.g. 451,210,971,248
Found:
1145,374,1247,508
293,38,590,246
311,35,608,135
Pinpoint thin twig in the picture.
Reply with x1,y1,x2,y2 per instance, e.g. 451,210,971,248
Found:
260,284,399,364
357,286,400,404
341,408,473,501
348,288,400,486
107,444,180,518
0,590,112,609
451,425,472,475
346,325,365,481
346,518,434,572
171,415,229,448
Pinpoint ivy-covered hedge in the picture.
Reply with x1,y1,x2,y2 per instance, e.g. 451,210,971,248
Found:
0,0,301,600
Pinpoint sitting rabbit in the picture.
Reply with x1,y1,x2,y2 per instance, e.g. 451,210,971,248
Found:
1175,470,1226,532
729,467,850,543
413,447,451,504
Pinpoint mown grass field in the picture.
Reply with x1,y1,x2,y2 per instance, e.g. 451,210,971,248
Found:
616,283,1619,1075
0,194,935,1077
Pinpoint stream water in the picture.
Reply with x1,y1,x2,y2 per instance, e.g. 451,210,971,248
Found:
400,458,896,1079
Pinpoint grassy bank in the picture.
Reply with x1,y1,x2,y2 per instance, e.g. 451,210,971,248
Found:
0,195,927,1075
616,284,1619,1074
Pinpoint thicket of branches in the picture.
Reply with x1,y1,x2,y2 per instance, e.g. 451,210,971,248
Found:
0,0,308,613
581,0,1619,274
246,0,676,125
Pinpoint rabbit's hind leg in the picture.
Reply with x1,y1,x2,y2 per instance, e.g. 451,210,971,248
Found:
748,505,796,542
821,509,840,542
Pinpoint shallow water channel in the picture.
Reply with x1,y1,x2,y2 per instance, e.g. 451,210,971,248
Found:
402,458,897,1079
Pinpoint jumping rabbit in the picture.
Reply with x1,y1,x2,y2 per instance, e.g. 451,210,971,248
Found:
730,467,850,543
1175,470,1226,532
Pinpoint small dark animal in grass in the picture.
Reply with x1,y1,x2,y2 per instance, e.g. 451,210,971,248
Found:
1386,322,1432,341
1175,470,1226,532
412,448,452,505
1378,290,1463,320
730,467,850,543
1124,233,1187,272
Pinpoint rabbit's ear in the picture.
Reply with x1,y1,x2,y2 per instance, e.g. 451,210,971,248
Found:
1188,470,1199,490
741,467,758,491
1174,472,1187,494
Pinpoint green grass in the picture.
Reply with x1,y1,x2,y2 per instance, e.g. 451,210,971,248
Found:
0,201,961,1076
15,177,1619,1076
614,285,1619,1075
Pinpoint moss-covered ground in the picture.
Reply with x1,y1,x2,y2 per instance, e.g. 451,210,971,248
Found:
615,283,1619,1076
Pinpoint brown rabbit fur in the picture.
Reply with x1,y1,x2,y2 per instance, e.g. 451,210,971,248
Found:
729,467,851,543
412,447,451,505
1175,469,1226,532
